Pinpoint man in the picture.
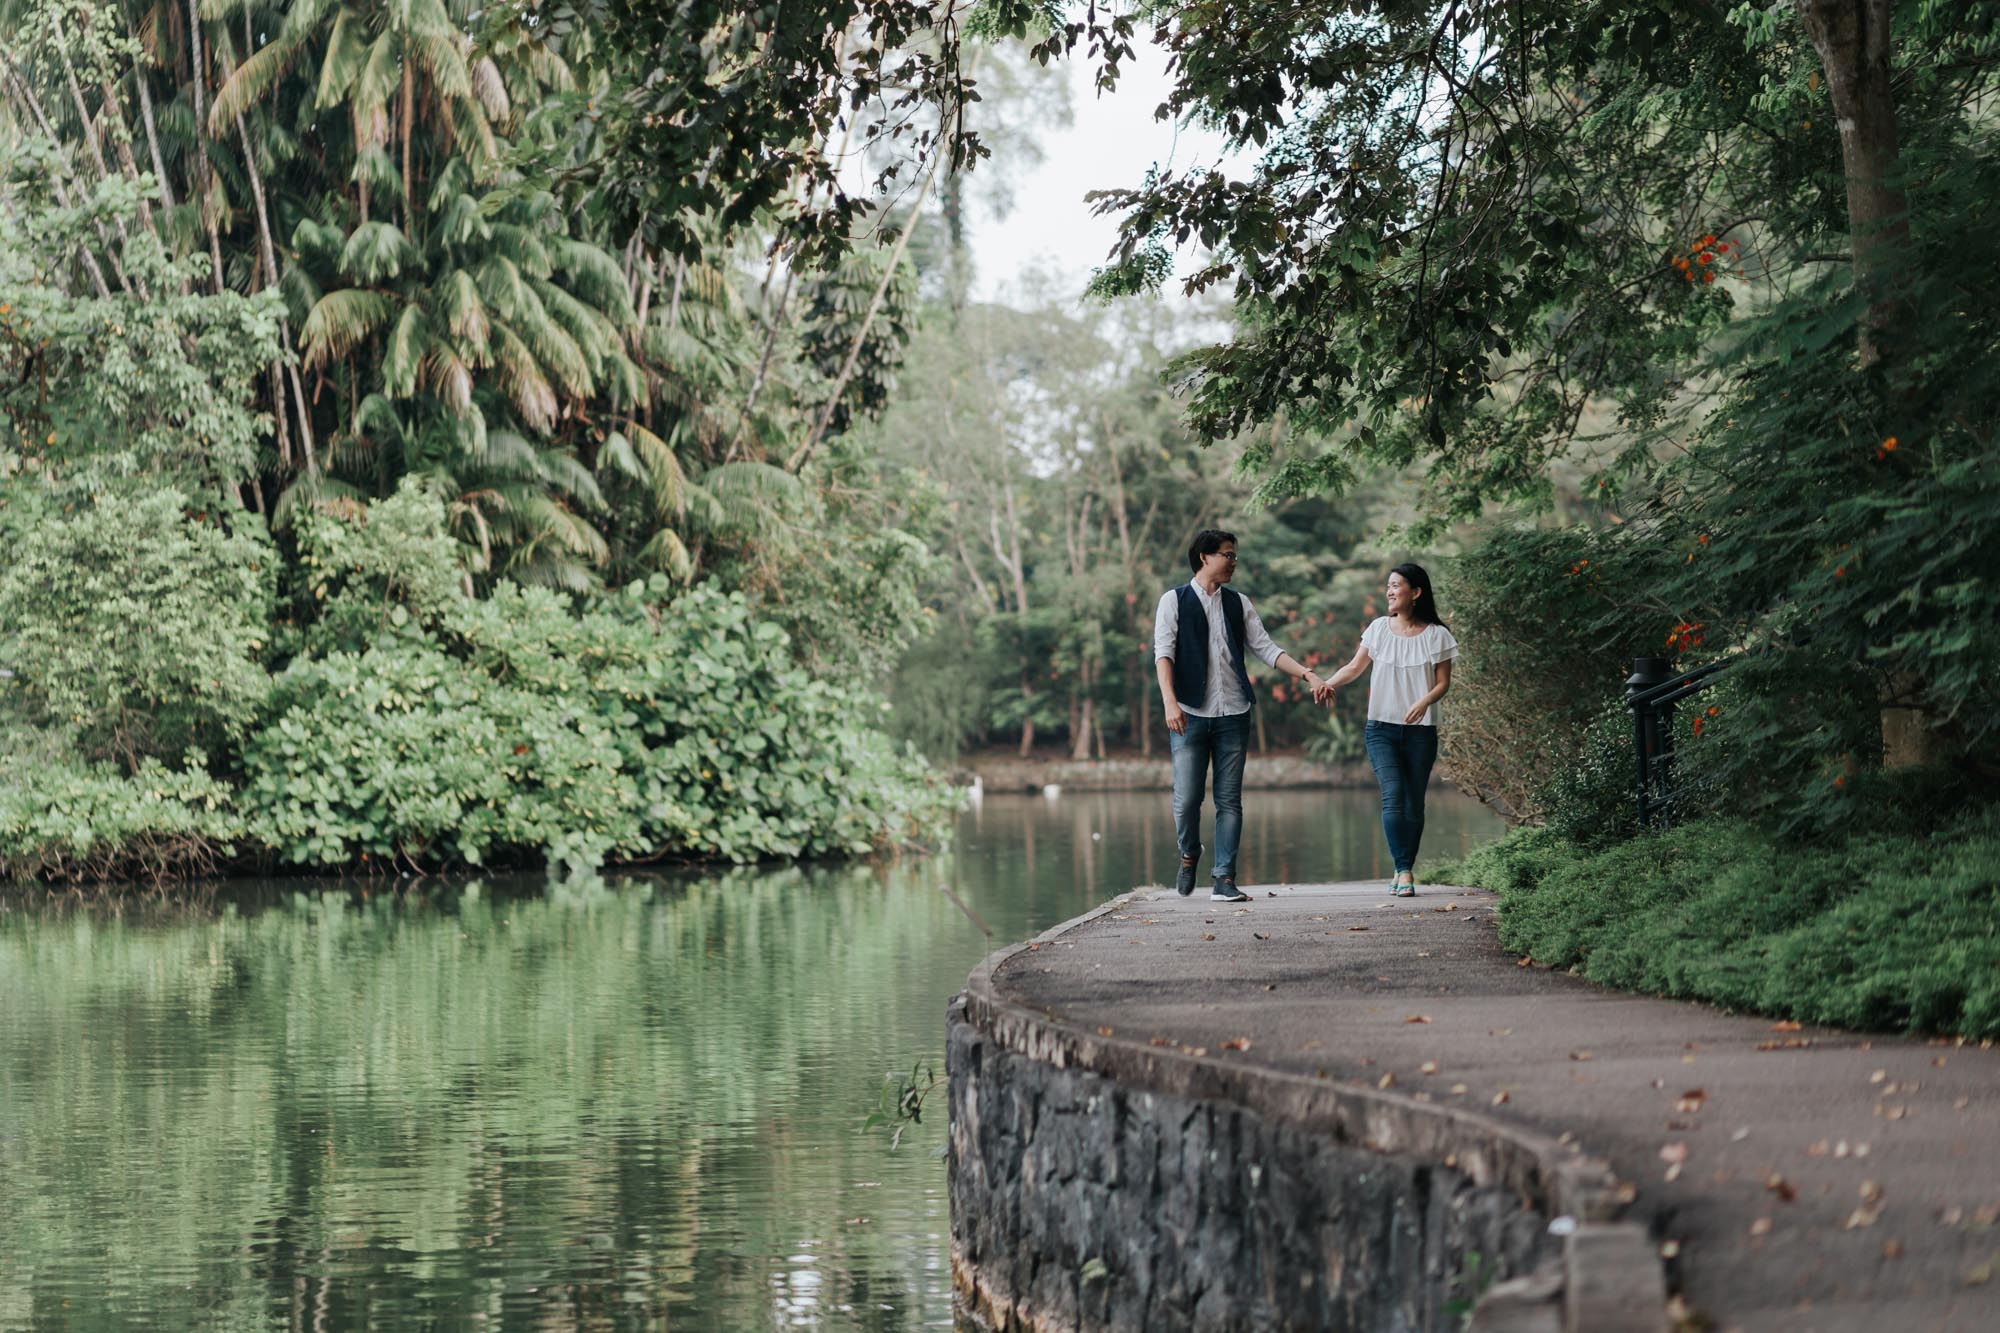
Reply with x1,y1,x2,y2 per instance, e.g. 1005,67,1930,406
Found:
1154,529,1325,902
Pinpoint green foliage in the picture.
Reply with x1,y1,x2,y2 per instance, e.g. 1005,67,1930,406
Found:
240,485,953,872
0,754,246,883
0,489,275,767
1431,525,1665,820
0,153,284,496
1443,811,2000,1037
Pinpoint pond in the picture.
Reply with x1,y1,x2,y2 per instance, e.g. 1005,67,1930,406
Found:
0,788,1501,1331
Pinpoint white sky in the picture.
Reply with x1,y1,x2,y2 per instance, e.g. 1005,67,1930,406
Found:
966,43,1233,308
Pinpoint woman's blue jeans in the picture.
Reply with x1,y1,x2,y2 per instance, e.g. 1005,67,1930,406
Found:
1364,720,1439,874
1169,711,1250,882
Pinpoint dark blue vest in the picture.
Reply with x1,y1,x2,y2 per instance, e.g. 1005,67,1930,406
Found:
1171,583,1254,710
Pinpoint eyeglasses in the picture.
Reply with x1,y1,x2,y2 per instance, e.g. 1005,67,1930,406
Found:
1213,550,1240,563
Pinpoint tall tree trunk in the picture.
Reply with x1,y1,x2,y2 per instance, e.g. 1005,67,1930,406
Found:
1018,678,1035,757
1798,0,1927,765
1797,0,1908,368
218,41,317,471
184,0,226,293
788,146,944,472
400,57,415,226
126,21,177,212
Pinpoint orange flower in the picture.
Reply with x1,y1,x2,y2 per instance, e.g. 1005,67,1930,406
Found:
1834,775,1846,787
1835,566,1846,578
1700,233,1717,247
1698,252,1713,265
1881,436,1898,453
1698,533,1710,545
1702,271,1716,284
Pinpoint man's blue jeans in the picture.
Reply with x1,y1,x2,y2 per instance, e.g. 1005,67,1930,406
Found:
1364,720,1440,874
1170,711,1251,882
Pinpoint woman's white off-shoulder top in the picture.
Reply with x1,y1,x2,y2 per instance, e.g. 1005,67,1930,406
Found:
1361,618,1459,726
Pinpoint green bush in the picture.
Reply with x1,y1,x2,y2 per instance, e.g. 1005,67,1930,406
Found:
240,485,953,872
1441,526,1673,822
0,489,274,767
0,752,246,882
1441,811,2000,1037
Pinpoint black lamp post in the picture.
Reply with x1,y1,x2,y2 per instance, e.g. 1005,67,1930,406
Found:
1626,656,1674,827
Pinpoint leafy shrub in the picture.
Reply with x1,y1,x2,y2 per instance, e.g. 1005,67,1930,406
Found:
241,486,952,872
0,752,246,883
0,489,274,767
1441,810,2000,1037
1441,526,1672,822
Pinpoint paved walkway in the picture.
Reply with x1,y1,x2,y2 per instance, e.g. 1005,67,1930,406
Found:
990,881,2000,1332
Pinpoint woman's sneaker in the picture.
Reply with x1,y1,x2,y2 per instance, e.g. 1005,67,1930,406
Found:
1211,878,1250,903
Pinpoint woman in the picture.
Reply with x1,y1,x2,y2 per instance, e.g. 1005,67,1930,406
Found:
1313,564,1457,897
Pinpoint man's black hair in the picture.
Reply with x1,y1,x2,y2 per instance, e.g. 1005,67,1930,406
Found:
1187,529,1237,573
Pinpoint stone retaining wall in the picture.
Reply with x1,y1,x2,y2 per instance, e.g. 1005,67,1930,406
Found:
947,900,1660,1332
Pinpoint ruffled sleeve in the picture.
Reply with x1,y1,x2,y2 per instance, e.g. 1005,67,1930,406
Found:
1433,625,1459,664
1360,617,1385,658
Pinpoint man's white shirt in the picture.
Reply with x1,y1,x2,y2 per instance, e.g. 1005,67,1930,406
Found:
1152,583,1287,717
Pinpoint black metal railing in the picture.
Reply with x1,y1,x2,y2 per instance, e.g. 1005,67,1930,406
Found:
1625,655,1735,829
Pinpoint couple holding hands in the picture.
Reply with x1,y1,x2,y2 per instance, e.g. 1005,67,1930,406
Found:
1152,529,1458,903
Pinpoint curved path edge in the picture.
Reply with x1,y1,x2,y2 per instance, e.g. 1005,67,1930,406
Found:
947,889,1668,1332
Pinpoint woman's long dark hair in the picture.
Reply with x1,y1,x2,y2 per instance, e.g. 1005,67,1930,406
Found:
1390,562,1447,628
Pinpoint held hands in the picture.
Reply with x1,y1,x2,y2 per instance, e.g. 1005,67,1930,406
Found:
1311,677,1337,706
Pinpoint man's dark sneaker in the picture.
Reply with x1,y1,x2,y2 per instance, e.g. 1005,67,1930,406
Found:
1210,879,1249,903
1176,847,1201,897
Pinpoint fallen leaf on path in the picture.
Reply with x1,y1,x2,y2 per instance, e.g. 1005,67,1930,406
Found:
1569,1050,1594,1062
1882,1238,1904,1259
1251,932,1269,940
1097,1026,1115,1037
1971,1256,1998,1287
1404,1014,1432,1024
1940,1205,1964,1226
1420,1061,1439,1075
1844,1204,1881,1229
1765,1174,1797,1203
1517,956,1534,967
1860,1180,1883,1203
1202,933,1216,941
1731,1127,1750,1141
1378,1072,1396,1089
1450,1083,1468,1095
1664,1163,1683,1183
1676,1089,1707,1113
1770,1020,1803,1032
1749,1217,1772,1236
1219,1037,1253,1052
1185,1046,1208,1058
1806,1139,1831,1157
1659,1143,1690,1165
1150,1037,1174,1047
1869,1069,1888,1084
1491,1090,1511,1105
1756,1037,1814,1050
1490,1027,1513,1037
1348,925,1370,932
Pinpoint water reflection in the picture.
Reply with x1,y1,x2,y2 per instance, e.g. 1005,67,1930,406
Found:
0,790,1497,1330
